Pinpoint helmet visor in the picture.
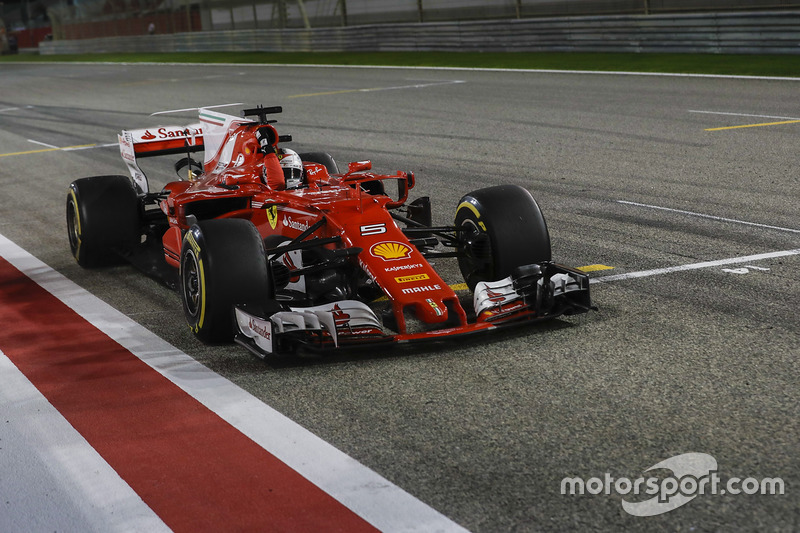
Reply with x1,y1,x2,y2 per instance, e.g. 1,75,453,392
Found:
283,166,303,188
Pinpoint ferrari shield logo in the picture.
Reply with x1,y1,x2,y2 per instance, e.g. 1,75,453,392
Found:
266,205,278,229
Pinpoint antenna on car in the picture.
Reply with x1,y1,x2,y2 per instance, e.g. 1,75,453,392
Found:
174,127,203,180
241,105,282,124
150,102,243,116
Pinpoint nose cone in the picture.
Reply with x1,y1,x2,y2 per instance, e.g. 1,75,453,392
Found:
416,298,448,324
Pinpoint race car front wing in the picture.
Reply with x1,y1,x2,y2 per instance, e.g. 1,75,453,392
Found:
234,262,593,358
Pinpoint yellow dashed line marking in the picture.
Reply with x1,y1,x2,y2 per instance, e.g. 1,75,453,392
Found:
706,119,800,131
576,264,615,273
0,144,97,158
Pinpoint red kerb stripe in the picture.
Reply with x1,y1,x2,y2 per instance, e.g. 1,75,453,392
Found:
0,256,376,532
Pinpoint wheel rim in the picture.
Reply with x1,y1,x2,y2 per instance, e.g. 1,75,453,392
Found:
458,219,493,287
182,249,202,318
66,199,80,254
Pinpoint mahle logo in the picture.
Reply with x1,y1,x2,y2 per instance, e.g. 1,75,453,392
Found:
561,453,785,517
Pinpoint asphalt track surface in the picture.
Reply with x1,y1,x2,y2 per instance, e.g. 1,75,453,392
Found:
1,62,798,531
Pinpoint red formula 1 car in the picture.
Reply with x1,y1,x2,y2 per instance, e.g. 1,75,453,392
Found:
66,105,592,357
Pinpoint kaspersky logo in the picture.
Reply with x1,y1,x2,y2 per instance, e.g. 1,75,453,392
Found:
370,242,412,261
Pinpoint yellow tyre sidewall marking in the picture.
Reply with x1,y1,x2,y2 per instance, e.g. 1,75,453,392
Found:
197,256,206,331
456,201,487,231
184,231,207,332
68,189,82,259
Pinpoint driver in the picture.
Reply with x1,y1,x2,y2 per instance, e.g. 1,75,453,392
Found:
252,126,291,190
278,148,304,189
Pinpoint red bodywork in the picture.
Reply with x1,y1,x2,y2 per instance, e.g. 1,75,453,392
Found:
116,106,592,354
137,117,469,337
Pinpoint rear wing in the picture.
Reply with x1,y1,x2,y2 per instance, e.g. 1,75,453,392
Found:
118,105,284,195
118,124,203,195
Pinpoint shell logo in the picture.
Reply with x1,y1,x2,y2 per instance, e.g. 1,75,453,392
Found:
370,241,412,261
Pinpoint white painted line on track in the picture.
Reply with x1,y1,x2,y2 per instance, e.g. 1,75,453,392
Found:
591,248,800,284
27,139,59,149
63,142,119,151
288,79,466,99
688,110,800,121
361,79,466,91
618,200,800,234
0,349,169,533
0,233,468,533
13,61,800,81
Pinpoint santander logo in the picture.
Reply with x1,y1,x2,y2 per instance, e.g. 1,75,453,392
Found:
139,127,202,142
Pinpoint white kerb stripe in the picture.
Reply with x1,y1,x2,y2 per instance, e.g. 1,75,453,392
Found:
0,233,468,533
0,350,169,533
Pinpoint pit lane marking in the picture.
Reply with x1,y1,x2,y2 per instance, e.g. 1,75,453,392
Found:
289,79,465,99
618,200,800,234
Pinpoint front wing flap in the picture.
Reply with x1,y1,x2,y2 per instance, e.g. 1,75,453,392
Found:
235,300,390,357
234,262,592,358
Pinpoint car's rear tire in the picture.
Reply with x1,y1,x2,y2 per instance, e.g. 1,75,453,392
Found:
180,219,271,343
455,184,551,290
66,175,140,267
299,152,339,174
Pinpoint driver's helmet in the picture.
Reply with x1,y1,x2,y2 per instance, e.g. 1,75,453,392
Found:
278,148,303,189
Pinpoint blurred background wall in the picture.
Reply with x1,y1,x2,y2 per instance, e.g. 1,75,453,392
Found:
2,0,799,53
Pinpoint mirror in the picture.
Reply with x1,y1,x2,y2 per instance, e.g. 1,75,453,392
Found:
347,160,372,174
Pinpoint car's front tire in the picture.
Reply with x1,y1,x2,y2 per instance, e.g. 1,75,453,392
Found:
180,219,271,343
455,184,551,290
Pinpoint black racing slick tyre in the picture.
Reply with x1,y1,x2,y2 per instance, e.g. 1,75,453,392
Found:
298,152,339,174
455,184,551,290
66,175,140,268
180,219,271,343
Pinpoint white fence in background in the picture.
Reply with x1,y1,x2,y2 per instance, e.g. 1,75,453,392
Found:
40,10,800,55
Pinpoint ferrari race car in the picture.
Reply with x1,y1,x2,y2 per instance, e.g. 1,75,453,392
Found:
66,105,592,357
